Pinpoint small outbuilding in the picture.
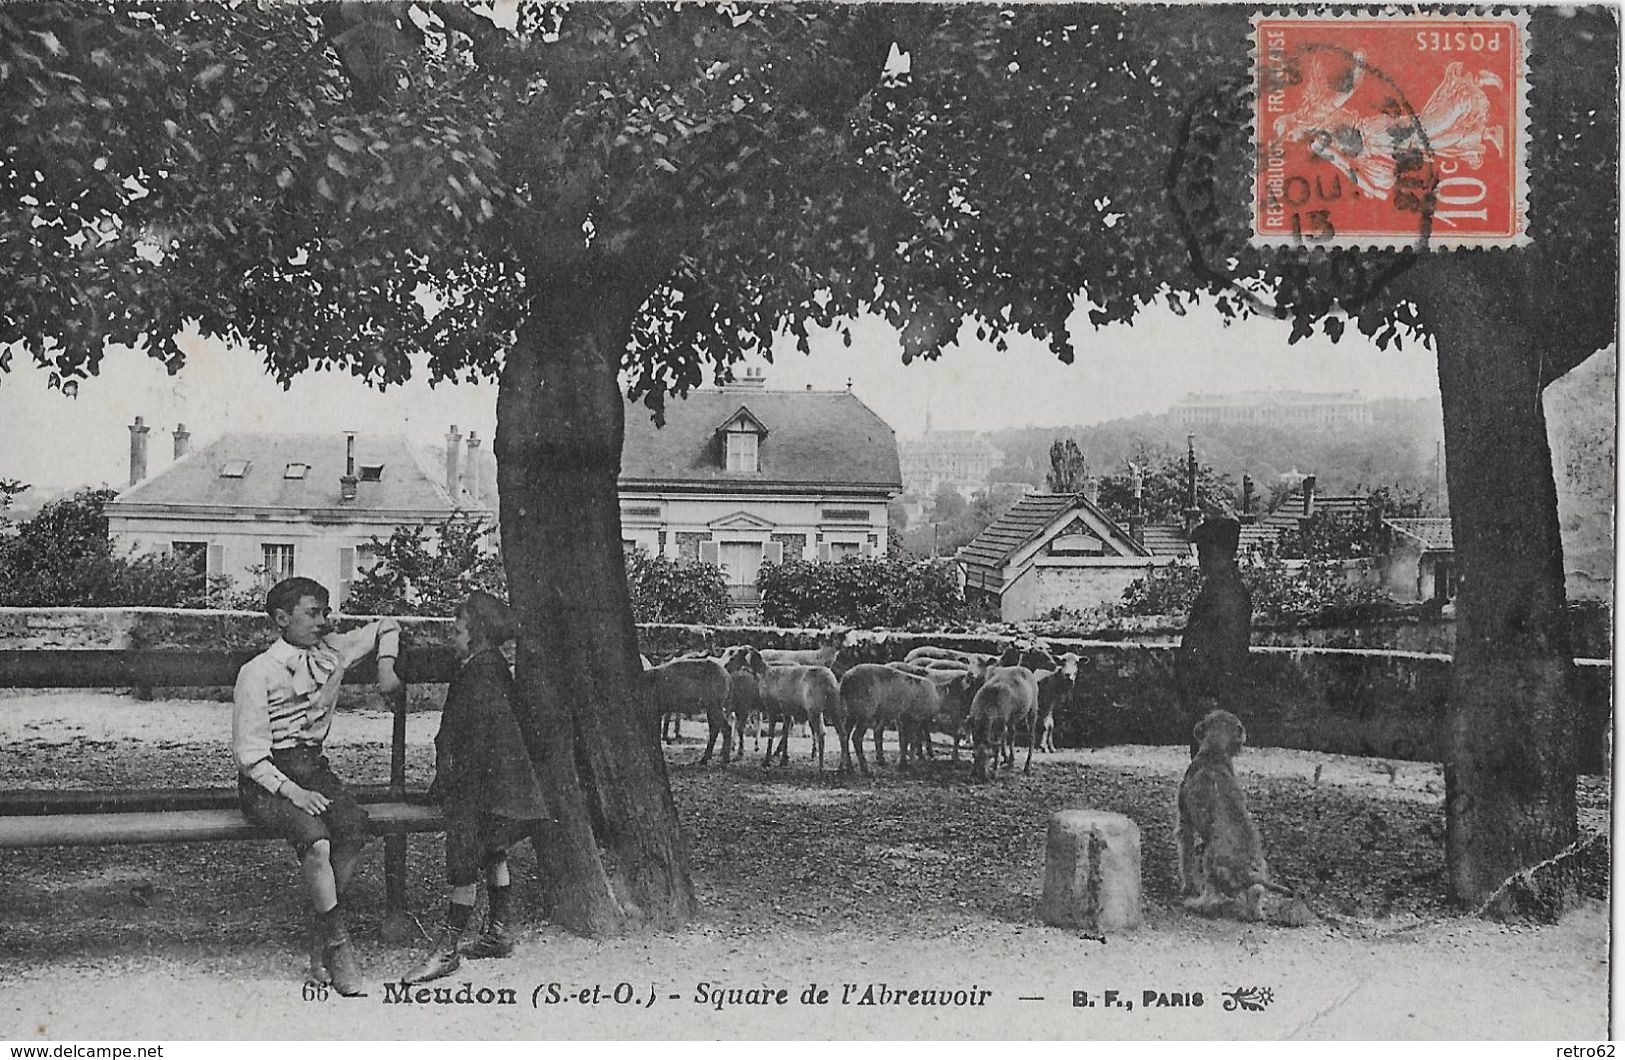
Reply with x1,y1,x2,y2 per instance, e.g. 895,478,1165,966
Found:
956,492,1185,621
1379,517,1456,602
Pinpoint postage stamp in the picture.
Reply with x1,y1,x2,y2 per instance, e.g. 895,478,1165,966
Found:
1252,11,1531,249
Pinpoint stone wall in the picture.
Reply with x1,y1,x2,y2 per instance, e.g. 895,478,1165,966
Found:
1,608,1611,773
1071,604,1613,660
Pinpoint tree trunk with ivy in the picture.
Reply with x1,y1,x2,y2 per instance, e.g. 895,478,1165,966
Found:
495,264,695,935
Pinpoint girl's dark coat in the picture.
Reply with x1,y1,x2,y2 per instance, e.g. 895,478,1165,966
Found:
430,647,548,822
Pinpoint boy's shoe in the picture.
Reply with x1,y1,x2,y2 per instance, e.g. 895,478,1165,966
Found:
460,920,514,959
307,918,332,985
320,913,366,997
402,926,463,984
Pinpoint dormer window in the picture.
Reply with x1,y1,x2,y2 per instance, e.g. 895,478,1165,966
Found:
358,464,384,482
219,460,250,478
284,463,309,479
715,405,768,474
726,430,758,472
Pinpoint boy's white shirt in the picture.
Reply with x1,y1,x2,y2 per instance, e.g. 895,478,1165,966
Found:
232,618,400,793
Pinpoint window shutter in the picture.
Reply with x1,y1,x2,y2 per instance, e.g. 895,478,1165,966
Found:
861,541,874,557
818,543,831,562
206,544,224,579
764,541,783,565
699,541,720,565
339,547,356,606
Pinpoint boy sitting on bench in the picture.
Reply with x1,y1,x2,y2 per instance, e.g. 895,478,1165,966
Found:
233,576,402,996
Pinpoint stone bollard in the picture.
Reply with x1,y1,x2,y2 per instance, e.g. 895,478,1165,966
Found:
1040,810,1142,933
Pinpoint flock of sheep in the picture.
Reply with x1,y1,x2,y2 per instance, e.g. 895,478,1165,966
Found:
640,637,1082,781
642,638,1294,920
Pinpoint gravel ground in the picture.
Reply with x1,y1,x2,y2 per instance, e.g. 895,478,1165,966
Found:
0,691,1610,1040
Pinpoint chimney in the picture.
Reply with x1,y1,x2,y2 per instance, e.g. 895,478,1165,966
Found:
128,416,150,486
464,431,481,506
725,365,767,391
173,423,191,461
1181,433,1202,535
1302,474,1317,517
340,431,358,502
1241,473,1254,521
445,425,463,500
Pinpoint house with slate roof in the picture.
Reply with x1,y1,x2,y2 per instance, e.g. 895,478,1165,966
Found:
106,421,492,605
108,370,901,610
617,368,902,604
956,492,1182,620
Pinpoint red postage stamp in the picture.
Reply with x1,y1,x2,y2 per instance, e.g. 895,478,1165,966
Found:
1252,12,1530,249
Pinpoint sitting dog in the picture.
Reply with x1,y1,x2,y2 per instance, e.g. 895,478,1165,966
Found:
1176,709,1288,921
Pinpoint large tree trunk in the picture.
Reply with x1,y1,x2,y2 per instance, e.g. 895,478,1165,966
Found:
1422,261,1580,908
495,268,697,936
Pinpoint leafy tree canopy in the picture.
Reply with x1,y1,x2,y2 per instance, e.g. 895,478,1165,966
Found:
7,4,1611,407
1095,446,1236,527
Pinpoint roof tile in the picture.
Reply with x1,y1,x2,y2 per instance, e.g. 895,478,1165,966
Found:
1385,517,1454,551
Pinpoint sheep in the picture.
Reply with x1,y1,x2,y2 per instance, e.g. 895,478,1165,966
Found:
646,655,733,765
969,665,1040,780
834,663,982,774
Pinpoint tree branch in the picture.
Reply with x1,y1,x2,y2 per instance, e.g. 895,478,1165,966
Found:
428,2,513,72
319,2,421,110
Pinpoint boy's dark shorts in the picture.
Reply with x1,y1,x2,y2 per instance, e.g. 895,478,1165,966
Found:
444,811,534,886
239,746,371,853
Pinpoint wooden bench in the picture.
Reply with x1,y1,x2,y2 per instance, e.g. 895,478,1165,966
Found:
0,801,445,848
0,646,461,940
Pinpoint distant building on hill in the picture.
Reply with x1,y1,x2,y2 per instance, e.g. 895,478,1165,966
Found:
898,429,1003,499
1173,390,1374,427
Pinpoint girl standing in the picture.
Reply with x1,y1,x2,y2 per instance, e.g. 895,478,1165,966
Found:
403,591,549,984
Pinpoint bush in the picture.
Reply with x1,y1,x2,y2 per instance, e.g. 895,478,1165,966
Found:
206,565,273,612
1116,558,1204,616
756,556,970,628
0,487,210,607
1111,550,1392,625
624,546,731,624
346,515,506,617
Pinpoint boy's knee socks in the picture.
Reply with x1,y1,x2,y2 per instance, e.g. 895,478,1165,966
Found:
316,903,348,940
487,884,511,924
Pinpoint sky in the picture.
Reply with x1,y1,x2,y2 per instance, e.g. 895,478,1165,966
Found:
0,302,1442,490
